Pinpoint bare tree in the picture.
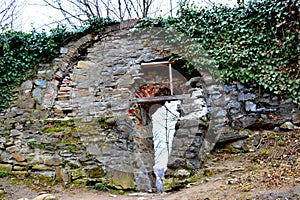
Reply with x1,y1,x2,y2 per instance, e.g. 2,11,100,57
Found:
0,0,23,29
41,0,159,29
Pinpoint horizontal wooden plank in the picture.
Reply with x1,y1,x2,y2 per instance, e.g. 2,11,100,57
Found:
141,61,170,67
130,94,190,103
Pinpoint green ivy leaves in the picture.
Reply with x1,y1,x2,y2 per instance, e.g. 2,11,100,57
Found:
0,18,118,111
138,0,299,105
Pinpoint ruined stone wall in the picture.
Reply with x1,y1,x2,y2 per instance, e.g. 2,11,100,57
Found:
0,22,299,192
168,74,300,171
0,24,167,192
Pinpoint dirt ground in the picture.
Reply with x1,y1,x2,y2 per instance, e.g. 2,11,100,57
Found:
1,130,299,200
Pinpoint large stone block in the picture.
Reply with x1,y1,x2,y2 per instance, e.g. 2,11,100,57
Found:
18,98,35,109
76,61,95,69
107,170,135,189
292,113,300,125
84,165,105,178
0,164,12,172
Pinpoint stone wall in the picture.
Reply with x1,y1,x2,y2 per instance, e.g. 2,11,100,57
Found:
0,21,299,192
0,23,166,192
168,76,300,171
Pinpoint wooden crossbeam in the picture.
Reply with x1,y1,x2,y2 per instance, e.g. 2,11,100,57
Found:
130,94,190,103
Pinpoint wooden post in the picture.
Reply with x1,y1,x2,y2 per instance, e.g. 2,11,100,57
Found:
169,63,173,95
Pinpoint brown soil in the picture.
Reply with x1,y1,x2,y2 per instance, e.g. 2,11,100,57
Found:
1,130,299,200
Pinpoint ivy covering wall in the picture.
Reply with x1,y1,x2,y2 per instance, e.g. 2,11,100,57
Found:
139,0,300,105
0,0,299,111
0,18,116,110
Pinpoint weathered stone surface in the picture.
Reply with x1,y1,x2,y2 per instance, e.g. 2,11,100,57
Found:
57,167,69,183
238,93,256,101
292,114,300,125
18,98,35,109
245,101,257,112
10,153,26,162
32,88,44,105
84,165,105,178
42,81,57,109
107,170,135,189
174,169,191,178
13,165,25,171
71,168,83,180
44,156,62,166
34,80,47,89
32,194,58,200
21,80,33,96
0,25,299,193
0,164,12,172
280,122,299,130
239,115,257,128
218,131,249,143
76,61,95,69
10,171,28,176
32,164,52,171
60,47,68,54
11,129,22,137
6,145,20,153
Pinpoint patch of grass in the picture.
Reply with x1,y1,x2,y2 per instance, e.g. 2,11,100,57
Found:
275,135,284,141
85,152,92,157
94,183,110,191
4,131,10,138
27,140,37,148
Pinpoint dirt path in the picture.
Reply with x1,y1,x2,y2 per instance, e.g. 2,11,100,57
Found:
1,130,299,200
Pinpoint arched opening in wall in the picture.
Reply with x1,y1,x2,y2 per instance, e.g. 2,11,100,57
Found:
130,59,199,170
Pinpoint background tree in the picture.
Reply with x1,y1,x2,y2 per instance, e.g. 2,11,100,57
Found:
0,0,23,29
41,0,160,29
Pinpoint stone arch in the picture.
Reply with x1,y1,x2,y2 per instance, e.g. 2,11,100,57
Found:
1,19,299,194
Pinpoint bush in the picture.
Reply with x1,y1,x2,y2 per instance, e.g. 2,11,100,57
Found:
138,0,300,105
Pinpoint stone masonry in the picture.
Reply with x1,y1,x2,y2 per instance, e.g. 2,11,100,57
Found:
0,20,299,192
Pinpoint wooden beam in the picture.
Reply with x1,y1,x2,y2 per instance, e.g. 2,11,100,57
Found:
141,61,170,68
169,62,173,95
130,94,190,103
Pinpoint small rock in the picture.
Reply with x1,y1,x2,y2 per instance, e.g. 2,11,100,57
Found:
174,169,191,177
32,194,57,200
109,194,117,198
231,140,244,149
280,122,299,130
128,193,148,196
60,47,68,54
34,80,47,89
227,178,240,184
0,189,5,195
137,198,148,200
44,156,62,166
230,167,245,172
6,144,20,153
17,199,29,200
292,113,300,125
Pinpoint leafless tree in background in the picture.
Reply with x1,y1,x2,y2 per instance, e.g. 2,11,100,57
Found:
41,0,159,28
0,0,23,29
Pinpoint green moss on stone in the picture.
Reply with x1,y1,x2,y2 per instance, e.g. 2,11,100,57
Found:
107,170,135,190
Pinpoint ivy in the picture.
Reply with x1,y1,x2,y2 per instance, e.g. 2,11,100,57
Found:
0,18,117,111
138,0,299,105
